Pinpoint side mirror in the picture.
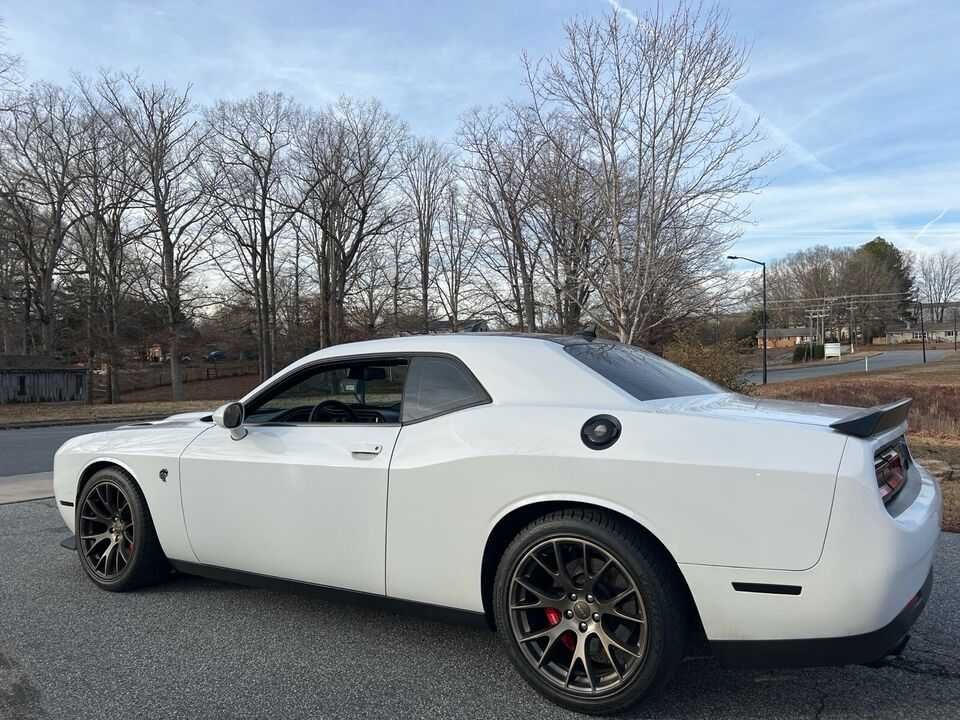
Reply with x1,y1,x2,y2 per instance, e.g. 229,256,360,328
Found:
213,401,247,441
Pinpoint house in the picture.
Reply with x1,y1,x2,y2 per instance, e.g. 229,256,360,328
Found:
0,355,88,404
759,328,813,349
874,320,957,344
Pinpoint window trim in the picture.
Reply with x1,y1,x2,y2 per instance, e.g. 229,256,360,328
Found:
241,351,491,428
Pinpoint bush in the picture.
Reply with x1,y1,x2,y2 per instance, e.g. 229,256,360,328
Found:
665,330,750,392
793,343,824,362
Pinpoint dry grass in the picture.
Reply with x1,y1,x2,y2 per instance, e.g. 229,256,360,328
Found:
754,353,960,532
119,374,258,402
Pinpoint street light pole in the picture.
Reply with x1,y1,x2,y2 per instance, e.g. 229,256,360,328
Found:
729,255,767,384
918,300,927,364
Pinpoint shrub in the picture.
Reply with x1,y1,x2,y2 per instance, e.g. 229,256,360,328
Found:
793,343,824,362
665,330,750,392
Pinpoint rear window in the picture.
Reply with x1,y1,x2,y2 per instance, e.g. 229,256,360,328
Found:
565,342,721,401
402,356,490,422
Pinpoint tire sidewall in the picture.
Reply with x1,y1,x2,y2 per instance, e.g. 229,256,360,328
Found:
76,469,150,591
493,514,678,714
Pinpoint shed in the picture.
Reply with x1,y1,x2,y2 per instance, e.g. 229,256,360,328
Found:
0,355,88,404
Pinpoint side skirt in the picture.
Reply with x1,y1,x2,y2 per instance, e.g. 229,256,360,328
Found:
169,560,489,628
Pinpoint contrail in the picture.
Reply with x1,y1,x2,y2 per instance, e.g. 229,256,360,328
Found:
914,207,950,242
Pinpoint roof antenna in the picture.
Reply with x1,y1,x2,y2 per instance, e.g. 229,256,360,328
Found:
576,324,597,341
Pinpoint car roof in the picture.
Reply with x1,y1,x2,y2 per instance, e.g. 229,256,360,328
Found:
304,331,604,361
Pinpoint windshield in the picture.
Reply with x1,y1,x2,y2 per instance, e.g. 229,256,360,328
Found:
565,342,722,401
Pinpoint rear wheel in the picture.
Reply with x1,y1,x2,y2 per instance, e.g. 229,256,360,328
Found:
76,467,168,591
493,508,686,715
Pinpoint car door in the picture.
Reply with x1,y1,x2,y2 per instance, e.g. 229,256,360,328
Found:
179,357,408,595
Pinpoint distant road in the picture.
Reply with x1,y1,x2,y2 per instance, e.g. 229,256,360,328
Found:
745,349,948,385
0,422,122,477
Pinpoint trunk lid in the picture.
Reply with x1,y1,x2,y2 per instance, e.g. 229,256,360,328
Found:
642,392,865,431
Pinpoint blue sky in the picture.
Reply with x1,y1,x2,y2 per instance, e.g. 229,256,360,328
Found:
4,0,959,261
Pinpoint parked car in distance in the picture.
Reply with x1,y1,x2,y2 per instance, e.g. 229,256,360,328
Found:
53,333,940,714
205,350,227,363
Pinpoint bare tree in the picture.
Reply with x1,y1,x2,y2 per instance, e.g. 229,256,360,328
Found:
918,249,960,322
459,105,542,331
0,19,22,111
401,137,450,331
433,182,482,331
524,6,771,343
346,238,393,335
203,91,315,379
298,98,407,346
88,73,212,400
68,105,145,401
526,125,600,333
0,83,86,354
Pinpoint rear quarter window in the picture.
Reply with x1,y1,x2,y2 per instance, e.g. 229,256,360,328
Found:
565,342,721,401
402,356,490,422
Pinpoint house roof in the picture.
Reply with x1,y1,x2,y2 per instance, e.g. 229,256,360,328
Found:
766,328,813,338
0,354,71,370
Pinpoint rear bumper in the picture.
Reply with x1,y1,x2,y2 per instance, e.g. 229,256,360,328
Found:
679,455,941,649
712,567,933,667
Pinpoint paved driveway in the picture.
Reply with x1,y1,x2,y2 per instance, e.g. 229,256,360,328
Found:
1,499,958,720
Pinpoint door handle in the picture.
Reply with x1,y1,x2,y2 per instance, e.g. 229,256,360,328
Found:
351,443,383,456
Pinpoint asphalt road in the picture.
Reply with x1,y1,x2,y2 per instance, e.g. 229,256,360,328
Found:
2,499,958,720
745,349,948,385
0,423,121,477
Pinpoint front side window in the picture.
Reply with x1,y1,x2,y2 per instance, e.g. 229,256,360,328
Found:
402,356,490,422
566,342,721,401
245,359,408,424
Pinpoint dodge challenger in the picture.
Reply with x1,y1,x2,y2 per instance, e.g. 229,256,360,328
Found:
53,332,941,714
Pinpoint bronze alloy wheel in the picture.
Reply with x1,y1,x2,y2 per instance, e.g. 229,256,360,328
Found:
507,536,649,695
78,479,135,581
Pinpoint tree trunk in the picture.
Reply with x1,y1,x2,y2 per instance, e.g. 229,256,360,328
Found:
421,257,429,334
169,333,183,400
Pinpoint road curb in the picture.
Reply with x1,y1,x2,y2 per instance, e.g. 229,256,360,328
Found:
0,415,168,431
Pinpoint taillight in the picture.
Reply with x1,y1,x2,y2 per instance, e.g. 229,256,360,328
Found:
875,443,908,504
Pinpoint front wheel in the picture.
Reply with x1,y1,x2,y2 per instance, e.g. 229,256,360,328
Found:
76,467,168,591
493,508,687,715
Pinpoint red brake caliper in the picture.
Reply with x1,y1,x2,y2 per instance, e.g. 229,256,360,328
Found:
544,608,576,650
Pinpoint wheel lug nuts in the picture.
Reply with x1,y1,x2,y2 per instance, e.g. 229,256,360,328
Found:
569,593,577,601
586,594,594,603
592,612,600,621
579,622,588,632
565,609,574,619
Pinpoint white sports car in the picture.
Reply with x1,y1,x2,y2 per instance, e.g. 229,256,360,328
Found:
54,333,941,714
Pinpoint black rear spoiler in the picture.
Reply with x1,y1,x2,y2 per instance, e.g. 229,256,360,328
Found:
830,398,912,438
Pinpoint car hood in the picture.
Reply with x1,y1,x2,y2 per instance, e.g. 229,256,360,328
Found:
118,410,213,429
643,392,861,430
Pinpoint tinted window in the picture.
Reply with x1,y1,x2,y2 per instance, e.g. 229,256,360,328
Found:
402,356,489,422
245,359,407,424
565,342,721,401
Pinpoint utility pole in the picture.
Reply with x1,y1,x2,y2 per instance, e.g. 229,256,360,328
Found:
954,307,958,353
918,300,927,363
729,255,767,383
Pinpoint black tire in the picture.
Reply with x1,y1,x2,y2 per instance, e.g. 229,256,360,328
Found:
493,508,687,715
75,466,169,592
